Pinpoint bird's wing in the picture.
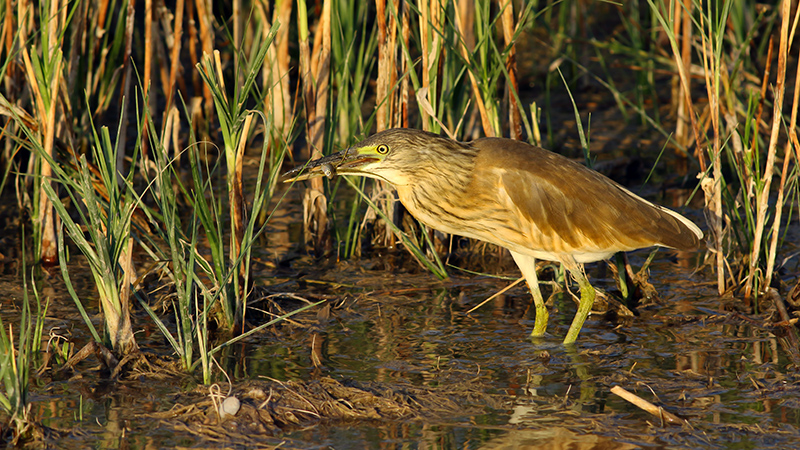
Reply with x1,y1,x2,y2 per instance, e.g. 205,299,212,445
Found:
473,138,700,259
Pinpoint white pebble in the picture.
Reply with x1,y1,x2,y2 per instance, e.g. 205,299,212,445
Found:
219,396,240,419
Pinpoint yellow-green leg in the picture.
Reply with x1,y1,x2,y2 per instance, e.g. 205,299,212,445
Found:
510,251,548,337
563,262,596,345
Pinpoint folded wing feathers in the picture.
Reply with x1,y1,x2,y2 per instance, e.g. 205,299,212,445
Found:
476,139,702,257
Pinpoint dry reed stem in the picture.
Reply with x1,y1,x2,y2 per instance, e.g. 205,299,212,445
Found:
298,0,331,255
376,0,398,132
311,0,332,254
375,0,400,248
96,0,109,30
194,0,214,119
17,0,29,45
2,0,13,82
310,0,331,155
746,0,790,300
165,0,185,121
752,36,774,154
21,0,63,264
498,0,520,140
37,82,59,264
764,3,800,290
116,0,135,173
231,111,253,274
748,36,774,197
418,0,431,90
187,0,200,96
659,1,705,169
116,236,139,354
144,0,153,105
276,0,293,140
259,0,293,143
19,52,43,137
64,2,83,113
51,0,68,260
92,5,114,112
298,18,313,157
400,1,410,128
161,105,177,157
669,0,681,111
698,1,726,296
419,0,443,132
418,0,430,128
142,0,154,161
457,0,474,51
455,0,494,137
233,0,241,87
656,0,721,293
2,2,19,111
46,0,58,56
230,107,255,329
674,0,692,158
208,51,224,101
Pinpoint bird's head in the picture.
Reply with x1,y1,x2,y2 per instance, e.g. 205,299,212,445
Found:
282,128,471,187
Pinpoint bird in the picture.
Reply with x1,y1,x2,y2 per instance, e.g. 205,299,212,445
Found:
284,128,703,344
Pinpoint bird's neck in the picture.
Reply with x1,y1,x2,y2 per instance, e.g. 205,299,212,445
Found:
394,146,478,233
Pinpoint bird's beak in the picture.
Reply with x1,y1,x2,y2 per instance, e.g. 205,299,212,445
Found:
282,148,381,182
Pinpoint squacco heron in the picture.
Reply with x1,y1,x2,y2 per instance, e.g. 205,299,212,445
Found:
285,128,703,344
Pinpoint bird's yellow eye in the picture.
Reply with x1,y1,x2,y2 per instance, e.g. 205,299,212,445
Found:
376,144,389,154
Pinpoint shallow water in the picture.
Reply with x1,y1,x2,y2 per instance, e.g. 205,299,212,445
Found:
239,254,800,449
2,165,799,449
7,240,799,449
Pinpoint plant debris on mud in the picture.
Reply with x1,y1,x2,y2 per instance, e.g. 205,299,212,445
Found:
147,376,502,446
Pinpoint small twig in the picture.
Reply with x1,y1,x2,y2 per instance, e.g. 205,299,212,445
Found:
61,341,118,373
466,276,525,314
266,292,316,305
611,386,690,427
770,289,794,325
208,383,225,421
262,377,320,416
258,388,274,410
766,289,800,364
310,333,323,368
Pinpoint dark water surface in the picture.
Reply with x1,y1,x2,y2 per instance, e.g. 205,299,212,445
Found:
7,243,800,449
2,158,799,448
